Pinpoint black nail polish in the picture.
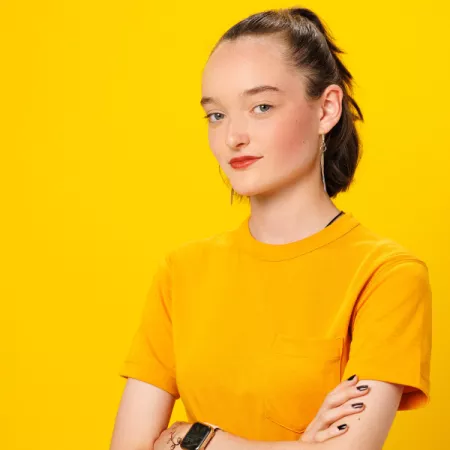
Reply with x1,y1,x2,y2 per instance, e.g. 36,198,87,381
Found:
351,402,364,408
337,424,347,430
357,385,368,391
347,374,356,381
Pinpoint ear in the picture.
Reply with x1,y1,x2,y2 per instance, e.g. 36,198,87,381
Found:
318,84,343,135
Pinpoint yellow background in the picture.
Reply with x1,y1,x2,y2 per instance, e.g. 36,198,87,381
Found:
1,0,448,448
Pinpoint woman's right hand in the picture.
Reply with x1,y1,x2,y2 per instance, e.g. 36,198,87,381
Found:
299,375,370,443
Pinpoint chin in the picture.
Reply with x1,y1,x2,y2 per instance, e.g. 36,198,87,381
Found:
233,184,274,198
235,178,295,199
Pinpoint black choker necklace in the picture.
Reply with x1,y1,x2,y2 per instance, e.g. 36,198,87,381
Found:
325,211,344,228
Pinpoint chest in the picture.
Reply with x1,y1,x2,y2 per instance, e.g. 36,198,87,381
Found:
171,256,353,436
172,254,353,351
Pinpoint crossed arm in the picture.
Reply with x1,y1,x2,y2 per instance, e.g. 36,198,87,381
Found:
110,378,404,450
205,380,404,450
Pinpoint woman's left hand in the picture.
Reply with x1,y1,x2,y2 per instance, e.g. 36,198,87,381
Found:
154,421,192,450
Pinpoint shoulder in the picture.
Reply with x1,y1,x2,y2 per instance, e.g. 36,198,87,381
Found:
345,222,431,320
346,218,429,275
161,227,235,270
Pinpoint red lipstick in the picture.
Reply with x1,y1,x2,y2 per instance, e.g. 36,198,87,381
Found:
229,156,263,169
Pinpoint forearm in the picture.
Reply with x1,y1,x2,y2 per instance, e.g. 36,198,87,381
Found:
208,430,322,450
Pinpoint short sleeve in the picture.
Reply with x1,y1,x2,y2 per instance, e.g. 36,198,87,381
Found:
119,255,180,399
342,259,432,410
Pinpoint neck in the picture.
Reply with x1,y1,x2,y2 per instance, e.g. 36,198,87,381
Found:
248,179,341,245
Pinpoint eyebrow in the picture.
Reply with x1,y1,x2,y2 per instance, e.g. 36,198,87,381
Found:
200,85,283,107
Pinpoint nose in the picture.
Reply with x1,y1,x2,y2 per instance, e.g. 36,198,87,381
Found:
226,122,250,150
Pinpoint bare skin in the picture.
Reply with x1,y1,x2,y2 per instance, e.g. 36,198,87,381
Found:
201,34,344,242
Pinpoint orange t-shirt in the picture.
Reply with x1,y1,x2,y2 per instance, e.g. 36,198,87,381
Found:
119,212,432,441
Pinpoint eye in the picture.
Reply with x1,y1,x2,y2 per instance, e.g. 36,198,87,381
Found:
254,104,273,114
203,112,224,123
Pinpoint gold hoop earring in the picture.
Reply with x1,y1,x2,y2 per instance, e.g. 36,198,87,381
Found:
320,134,327,193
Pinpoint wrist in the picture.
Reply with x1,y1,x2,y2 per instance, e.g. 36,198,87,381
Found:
207,429,249,450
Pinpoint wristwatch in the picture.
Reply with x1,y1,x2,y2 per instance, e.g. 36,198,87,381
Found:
180,422,221,450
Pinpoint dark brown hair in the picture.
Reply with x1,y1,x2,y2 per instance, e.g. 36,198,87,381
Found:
213,6,364,201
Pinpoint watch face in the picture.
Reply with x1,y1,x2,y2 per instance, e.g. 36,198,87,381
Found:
180,422,211,450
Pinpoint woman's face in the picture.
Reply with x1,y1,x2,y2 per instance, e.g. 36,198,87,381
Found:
200,35,324,199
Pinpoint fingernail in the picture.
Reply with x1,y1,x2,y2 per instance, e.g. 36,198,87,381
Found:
351,402,364,409
357,385,369,391
337,424,347,430
347,374,356,381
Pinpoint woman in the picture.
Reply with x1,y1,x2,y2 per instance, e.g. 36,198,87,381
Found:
110,7,432,450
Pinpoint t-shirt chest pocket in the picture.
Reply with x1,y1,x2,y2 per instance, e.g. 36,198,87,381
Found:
263,334,344,435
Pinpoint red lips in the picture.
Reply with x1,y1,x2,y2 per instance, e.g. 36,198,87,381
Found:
229,156,263,169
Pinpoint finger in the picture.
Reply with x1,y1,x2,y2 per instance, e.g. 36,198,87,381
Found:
301,382,363,441
320,376,359,411
320,398,366,427
344,374,359,385
328,375,359,396
323,383,371,409
314,423,349,443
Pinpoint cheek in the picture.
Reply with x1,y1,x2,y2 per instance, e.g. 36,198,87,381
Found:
267,111,316,163
208,128,223,161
